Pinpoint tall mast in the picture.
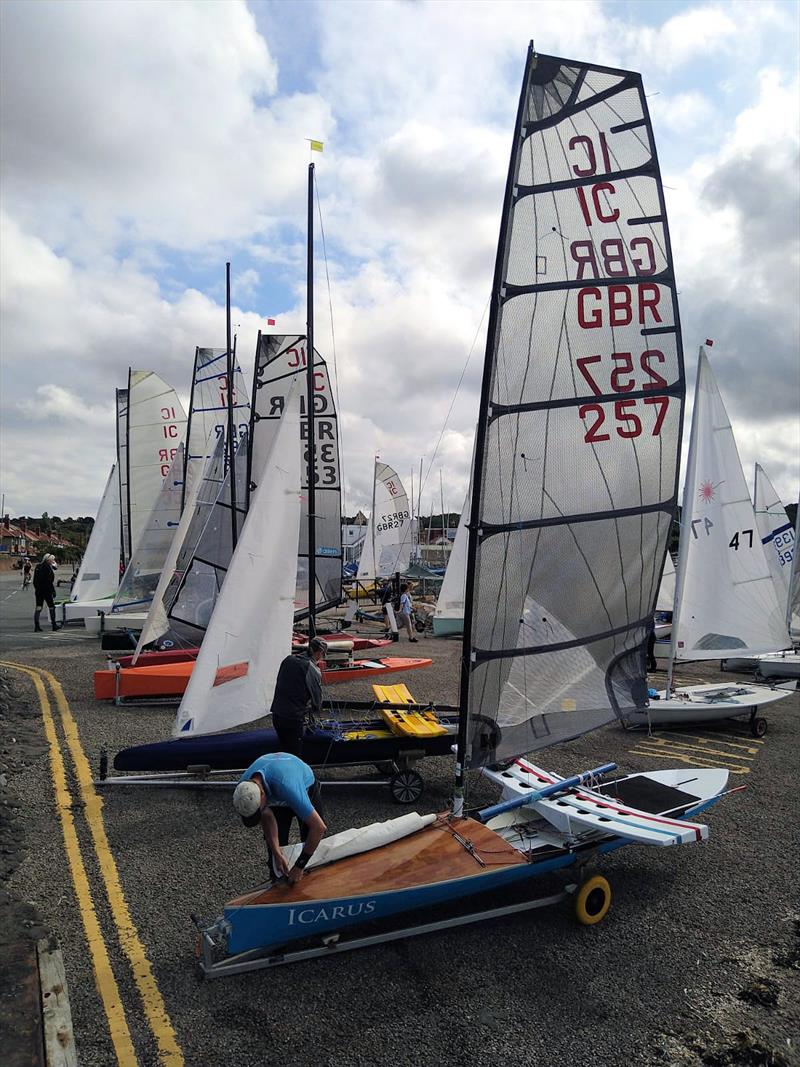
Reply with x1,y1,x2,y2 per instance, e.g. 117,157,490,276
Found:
370,456,378,581
182,347,200,512
225,263,238,553
124,366,132,564
439,468,446,568
307,162,317,635
115,387,125,572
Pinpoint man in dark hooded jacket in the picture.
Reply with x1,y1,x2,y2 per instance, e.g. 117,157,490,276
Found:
33,554,61,632
268,637,327,756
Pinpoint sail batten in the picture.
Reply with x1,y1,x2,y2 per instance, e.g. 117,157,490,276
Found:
459,46,684,772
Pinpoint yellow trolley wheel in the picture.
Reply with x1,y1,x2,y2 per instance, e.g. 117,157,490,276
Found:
574,875,611,926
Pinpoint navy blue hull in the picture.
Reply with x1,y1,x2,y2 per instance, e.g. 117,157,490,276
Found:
113,719,458,773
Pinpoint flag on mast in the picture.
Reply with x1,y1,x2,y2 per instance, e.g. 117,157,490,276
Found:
309,139,324,153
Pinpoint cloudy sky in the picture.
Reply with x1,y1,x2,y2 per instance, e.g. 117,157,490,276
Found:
1,0,798,522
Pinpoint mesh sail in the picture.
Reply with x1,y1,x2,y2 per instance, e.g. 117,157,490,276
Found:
464,49,684,767
116,388,130,567
357,462,413,580
126,370,187,558
112,446,185,612
71,465,121,603
753,463,794,615
162,430,249,640
671,351,790,659
251,335,342,615
184,347,250,495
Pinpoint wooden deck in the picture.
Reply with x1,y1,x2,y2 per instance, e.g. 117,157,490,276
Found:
229,817,527,906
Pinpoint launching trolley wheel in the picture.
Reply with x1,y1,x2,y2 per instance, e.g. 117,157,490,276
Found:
389,769,424,805
750,715,767,738
414,620,426,633
574,875,611,926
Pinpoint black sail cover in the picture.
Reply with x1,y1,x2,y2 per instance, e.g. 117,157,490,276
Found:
251,335,342,615
464,48,685,767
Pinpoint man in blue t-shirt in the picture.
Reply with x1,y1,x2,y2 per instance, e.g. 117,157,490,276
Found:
232,753,326,884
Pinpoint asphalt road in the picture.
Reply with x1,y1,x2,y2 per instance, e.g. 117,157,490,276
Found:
1,569,798,1067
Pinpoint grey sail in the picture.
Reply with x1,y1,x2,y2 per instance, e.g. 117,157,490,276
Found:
116,387,130,569
183,347,251,501
462,48,685,767
251,334,342,618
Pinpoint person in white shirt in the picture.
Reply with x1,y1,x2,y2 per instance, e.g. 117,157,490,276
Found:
397,583,418,642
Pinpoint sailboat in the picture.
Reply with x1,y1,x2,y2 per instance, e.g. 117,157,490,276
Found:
194,46,733,976
355,460,413,584
627,349,794,731
432,491,468,636
63,464,121,622
750,467,799,679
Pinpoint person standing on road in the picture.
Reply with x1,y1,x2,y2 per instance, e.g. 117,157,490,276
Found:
379,577,394,637
233,752,327,884
268,637,327,756
33,554,61,632
21,558,32,589
397,583,418,642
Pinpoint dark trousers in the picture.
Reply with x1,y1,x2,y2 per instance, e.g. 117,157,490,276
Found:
266,780,325,877
272,715,305,757
647,630,657,670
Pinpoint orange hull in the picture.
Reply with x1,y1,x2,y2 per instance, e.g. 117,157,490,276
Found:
94,656,432,701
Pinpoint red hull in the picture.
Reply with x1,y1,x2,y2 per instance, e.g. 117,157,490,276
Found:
111,636,393,669
94,656,431,701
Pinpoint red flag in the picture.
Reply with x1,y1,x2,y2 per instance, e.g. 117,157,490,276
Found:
267,318,276,326
705,338,714,346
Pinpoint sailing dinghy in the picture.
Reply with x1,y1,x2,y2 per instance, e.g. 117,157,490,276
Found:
627,349,794,731
195,47,733,977
61,464,121,623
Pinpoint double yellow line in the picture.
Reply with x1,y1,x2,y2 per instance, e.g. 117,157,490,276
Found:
2,661,184,1067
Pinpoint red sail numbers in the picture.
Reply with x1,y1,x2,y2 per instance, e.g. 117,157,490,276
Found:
159,405,181,475
568,131,669,444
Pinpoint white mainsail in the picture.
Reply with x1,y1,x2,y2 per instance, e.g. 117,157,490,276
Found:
670,350,790,660
434,491,469,629
70,465,121,604
357,462,412,581
173,382,302,737
112,446,186,613
116,388,130,568
125,370,187,559
753,463,795,619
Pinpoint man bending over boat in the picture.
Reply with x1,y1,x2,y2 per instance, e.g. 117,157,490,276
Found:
233,753,326,885
269,637,327,756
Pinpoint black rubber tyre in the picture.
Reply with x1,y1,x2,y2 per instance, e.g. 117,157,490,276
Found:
415,620,426,633
751,716,768,738
575,874,612,925
390,769,424,805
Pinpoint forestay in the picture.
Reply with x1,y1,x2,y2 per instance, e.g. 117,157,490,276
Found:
462,49,684,768
754,463,795,617
71,465,121,604
173,381,302,737
251,335,342,614
112,446,186,613
357,462,413,580
671,350,789,659
184,347,250,499
125,370,187,559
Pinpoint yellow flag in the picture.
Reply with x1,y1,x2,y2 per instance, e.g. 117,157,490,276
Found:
310,139,324,153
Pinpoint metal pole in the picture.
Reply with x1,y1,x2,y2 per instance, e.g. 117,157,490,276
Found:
307,162,317,635
225,264,238,552
439,468,446,568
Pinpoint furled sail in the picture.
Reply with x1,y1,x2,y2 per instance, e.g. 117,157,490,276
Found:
462,49,685,767
357,462,413,580
173,381,302,737
183,347,250,498
251,335,342,615
111,446,186,613
161,431,248,641
71,465,121,604
670,350,790,659
125,370,187,559
116,388,130,568
434,490,469,627
753,463,795,617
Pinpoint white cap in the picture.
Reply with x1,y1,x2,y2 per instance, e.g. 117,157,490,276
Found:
232,780,261,817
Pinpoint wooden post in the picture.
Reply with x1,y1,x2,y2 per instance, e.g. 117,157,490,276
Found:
37,938,77,1067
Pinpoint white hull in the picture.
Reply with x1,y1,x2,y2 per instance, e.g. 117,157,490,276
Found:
84,610,147,635
757,652,800,680
626,682,791,726
63,598,114,623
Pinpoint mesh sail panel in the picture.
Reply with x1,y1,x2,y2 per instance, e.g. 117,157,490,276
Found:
465,50,684,766
162,431,248,637
184,348,250,491
116,388,130,565
252,335,342,614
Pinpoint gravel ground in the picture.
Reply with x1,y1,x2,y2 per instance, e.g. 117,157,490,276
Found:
1,573,798,1067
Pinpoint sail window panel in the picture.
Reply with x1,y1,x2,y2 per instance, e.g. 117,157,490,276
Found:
479,404,681,528
518,86,652,188
505,178,667,290
493,288,679,408
187,348,250,479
